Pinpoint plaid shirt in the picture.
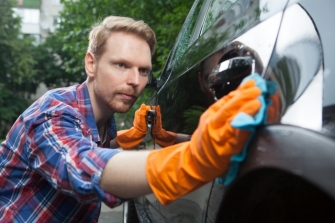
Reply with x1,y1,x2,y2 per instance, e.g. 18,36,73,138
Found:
0,82,123,222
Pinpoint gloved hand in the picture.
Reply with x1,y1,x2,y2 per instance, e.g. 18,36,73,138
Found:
216,77,280,185
145,73,271,205
115,104,149,150
151,105,177,147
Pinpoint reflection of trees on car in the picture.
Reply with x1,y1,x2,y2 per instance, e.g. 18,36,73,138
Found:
171,0,269,81
161,41,265,135
182,105,205,134
159,67,208,134
270,56,300,109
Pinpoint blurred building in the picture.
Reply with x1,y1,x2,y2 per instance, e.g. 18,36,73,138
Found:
12,0,64,99
13,0,63,45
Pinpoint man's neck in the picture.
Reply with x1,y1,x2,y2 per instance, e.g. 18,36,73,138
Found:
86,78,114,134
98,122,107,143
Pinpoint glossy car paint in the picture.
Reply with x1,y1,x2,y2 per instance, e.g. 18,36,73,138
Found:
131,0,335,222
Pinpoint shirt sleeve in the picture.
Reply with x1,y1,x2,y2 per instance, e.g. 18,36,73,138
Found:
26,111,124,208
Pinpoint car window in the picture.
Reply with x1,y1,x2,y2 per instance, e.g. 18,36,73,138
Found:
202,0,238,34
167,0,205,71
156,0,207,88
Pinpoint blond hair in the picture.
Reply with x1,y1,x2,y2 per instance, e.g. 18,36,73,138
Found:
87,16,157,60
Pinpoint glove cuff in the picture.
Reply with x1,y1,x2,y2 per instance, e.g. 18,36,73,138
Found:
115,128,146,150
146,142,198,205
153,130,177,147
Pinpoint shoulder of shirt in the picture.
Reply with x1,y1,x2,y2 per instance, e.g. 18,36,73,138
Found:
23,84,82,118
6,84,88,146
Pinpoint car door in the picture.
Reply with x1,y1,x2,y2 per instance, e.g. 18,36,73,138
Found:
133,0,290,222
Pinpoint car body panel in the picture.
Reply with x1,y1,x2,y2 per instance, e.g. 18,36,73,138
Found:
217,125,335,222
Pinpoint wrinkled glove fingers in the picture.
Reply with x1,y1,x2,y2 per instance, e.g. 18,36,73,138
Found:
237,99,262,117
116,128,146,149
136,104,151,116
134,104,150,130
238,78,258,90
212,87,261,125
152,105,163,134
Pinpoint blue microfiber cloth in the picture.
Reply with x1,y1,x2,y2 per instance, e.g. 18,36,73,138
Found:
215,73,277,185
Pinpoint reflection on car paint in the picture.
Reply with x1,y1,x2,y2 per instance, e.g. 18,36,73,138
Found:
207,56,255,100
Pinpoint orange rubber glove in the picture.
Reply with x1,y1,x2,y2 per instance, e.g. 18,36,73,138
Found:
115,104,149,150
151,105,177,147
266,90,281,124
146,77,263,205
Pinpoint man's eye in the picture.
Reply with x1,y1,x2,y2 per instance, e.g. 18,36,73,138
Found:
115,63,126,68
139,68,149,75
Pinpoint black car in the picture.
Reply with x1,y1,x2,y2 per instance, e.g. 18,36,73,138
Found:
124,0,335,222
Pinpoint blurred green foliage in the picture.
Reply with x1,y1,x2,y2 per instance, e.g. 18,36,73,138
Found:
0,0,38,137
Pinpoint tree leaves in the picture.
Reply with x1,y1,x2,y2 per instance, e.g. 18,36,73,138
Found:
0,0,37,137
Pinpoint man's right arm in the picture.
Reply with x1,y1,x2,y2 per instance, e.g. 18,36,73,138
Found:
99,150,152,198
27,112,123,207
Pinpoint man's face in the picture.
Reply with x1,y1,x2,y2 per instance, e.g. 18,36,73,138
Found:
90,31,152,113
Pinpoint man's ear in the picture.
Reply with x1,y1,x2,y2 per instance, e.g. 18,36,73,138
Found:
85,52,96,77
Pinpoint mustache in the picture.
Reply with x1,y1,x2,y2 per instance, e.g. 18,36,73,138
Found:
116,88,139,98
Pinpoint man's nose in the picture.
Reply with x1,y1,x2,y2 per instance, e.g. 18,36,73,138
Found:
127,68,140,86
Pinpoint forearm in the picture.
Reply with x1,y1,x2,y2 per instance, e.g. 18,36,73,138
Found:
109,139,119,148
174,133,191,144
110,133,190,149
100,150,152,199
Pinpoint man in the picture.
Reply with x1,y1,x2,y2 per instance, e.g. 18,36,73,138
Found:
0,16,267,222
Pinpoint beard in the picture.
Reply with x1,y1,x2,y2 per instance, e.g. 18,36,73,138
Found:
95,84,139,114
109,93,137,113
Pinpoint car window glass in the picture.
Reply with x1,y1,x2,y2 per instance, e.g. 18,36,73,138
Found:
202,0,237,33
200,0,289,37
167,0,205,71
157,65,210,134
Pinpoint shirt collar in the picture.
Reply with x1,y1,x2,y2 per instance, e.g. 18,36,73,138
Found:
76,81,117,144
